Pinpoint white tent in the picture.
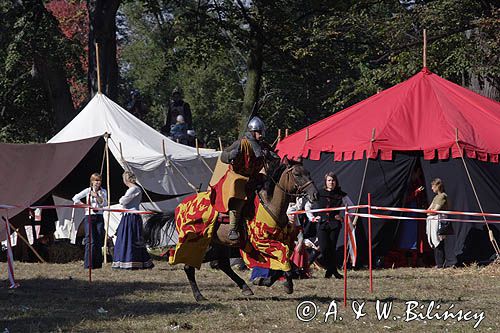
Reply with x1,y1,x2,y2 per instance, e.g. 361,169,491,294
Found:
49,93,219,195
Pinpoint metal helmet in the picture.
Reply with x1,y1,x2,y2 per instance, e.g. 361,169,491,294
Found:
247,116,266,136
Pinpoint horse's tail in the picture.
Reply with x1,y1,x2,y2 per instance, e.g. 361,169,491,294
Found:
144,211,176,247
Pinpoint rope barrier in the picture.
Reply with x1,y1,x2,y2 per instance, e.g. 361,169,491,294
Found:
28,203,157,215
292,204,500,219
348,212,500,224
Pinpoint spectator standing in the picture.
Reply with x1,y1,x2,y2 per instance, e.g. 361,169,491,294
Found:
162,87,192,136
287,197,315,278
170,115,189,144
127,90,147,120
313,172,353,279
426,178,454,268
112,171,154,270
72,173,107,269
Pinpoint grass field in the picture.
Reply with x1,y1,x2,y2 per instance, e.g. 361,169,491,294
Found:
1,260,499,332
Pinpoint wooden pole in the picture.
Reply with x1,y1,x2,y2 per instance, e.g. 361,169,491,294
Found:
195,138,200,155
95,43,102,95
285,128,289,137
368,193,373,293
162,140,167,157
423,29,427,68
87,193,92,283
343,205,348,307
103,133,111,264
218,137,223,151
119,142,123,160
277,129,281,143
305,128,309,141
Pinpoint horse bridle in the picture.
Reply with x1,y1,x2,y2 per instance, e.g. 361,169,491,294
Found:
266,163,315,198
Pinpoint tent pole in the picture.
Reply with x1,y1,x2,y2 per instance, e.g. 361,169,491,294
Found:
218,137,223,151
285,129,289,137
162,139,170,167
103,133,111,264
2,216,46,263
454,128,500,257
423,29,427,68
353,129,375,227
95,43,102,95
277,129,281,143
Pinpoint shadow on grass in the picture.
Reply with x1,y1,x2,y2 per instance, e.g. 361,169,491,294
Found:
244,294,464,304
1,278,225,332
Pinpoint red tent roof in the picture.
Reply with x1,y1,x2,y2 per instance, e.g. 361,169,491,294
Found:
276,68,500,162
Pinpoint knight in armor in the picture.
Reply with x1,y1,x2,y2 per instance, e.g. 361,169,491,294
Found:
162,87,193,136
218,116,280,241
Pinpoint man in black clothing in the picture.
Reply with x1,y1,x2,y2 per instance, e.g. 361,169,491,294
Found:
161,87,193,136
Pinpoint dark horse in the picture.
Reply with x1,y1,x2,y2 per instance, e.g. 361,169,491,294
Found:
144,158,318,301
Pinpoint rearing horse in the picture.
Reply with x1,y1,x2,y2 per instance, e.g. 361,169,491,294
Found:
144,158,318,301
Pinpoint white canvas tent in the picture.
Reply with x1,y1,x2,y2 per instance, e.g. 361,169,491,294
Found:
48,93,218,246
49,93,219,195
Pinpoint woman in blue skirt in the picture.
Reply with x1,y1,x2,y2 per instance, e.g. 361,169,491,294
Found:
112,171,154,269
72,173,107,269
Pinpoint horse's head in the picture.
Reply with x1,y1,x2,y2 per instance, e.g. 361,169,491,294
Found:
280,157,319,203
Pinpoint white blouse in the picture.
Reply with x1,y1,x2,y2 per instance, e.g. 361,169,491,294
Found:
119,185,142,210
72,187,108,215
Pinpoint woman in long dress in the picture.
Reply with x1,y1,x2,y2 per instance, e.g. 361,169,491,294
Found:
112,171,153,269
72,173,107,269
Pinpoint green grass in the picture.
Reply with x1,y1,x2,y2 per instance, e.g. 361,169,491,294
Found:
1,261,498,332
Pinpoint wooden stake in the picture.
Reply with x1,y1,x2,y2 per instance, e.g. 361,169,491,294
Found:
218,137,223,151
343,205,348,307
4,219,46,263
87,193,92,283
423,29,427,68
95,43,102,95
195,138,200,155
285,128,289,137
368,193,373,293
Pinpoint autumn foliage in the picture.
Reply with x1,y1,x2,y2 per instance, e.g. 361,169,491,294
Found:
45,0,89,108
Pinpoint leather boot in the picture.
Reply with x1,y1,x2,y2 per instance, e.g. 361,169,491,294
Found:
228,210,240,241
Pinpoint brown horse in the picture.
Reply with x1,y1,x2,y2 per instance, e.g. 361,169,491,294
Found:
145,158,318,301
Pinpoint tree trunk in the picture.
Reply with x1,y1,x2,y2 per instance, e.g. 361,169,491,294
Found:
34,0,75,130
34,59,75,130
87,0,121,99
240,29,264,131
468,72,500,101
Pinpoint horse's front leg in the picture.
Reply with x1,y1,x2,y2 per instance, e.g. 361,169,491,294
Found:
183,264,207,302
217,258,254,297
